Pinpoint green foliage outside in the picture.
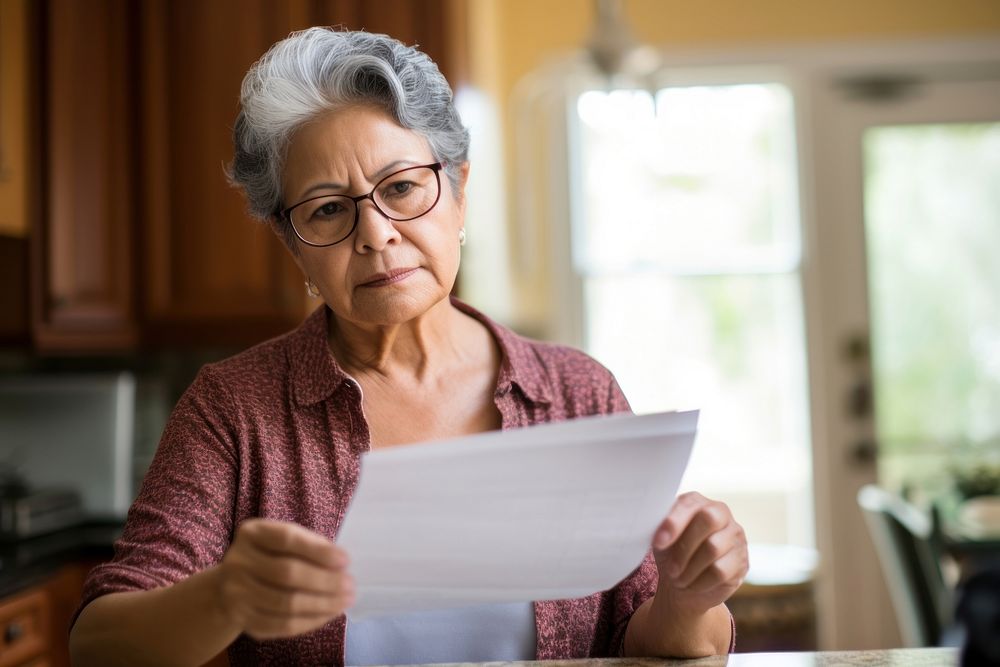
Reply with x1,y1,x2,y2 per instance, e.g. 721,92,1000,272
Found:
865,123,1000,499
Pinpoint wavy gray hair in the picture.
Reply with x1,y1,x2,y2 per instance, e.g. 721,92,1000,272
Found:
228,28,470,247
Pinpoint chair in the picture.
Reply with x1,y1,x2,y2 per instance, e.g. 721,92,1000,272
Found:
857,485,953,647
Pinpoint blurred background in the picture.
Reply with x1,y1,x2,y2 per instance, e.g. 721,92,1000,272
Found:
1,0,999,663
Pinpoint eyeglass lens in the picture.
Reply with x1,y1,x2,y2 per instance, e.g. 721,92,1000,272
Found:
289,165,440,246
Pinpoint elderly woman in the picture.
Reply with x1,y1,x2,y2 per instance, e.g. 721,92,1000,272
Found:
69,28,747,666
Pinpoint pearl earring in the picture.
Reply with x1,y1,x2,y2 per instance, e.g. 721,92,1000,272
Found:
458,228,467,246
305,279,321,298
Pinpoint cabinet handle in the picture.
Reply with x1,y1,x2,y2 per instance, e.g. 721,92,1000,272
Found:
3,621,23,644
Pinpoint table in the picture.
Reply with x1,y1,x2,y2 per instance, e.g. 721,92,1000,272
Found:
413,648,958,666
719,648,957,665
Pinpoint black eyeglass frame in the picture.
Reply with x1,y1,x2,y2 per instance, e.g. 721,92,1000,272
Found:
279,161,446,248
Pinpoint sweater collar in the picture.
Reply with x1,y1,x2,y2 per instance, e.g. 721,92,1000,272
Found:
289,298,552,407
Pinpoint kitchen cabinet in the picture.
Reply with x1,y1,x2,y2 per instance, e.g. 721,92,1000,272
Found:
34,0,138,352
0,236,29,345
0,0,32,346
0,587,48,667
0,0,32,240
137,0,308,347
0,562,92,667
31,0,465,352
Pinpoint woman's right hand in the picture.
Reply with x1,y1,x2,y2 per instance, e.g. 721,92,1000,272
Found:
216,518,355,639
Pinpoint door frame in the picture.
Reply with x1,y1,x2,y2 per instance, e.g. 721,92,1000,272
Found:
650,36,1000,650
802,51,1000,649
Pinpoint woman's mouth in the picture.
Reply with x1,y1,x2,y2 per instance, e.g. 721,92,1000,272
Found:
358,268,418,288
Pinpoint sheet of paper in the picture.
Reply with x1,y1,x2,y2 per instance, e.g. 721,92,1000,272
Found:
336,410,698,619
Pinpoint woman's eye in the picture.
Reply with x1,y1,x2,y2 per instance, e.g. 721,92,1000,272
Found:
313,201,346,218
384,181,414,197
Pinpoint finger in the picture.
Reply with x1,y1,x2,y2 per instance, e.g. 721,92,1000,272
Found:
658,504,730,577
680,543,749,594
247,548,349,595
674,521,744,589
652,492,710,550
249,587,355,621
245,584,356,641
243,570,355,617
239,519,347,569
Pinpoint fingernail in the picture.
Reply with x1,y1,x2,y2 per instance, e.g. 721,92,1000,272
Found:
653,531,670,550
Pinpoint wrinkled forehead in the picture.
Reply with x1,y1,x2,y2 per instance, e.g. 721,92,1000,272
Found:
281,105,434,201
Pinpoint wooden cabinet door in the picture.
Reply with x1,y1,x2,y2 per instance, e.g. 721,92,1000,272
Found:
32,0,463,352
0,586,49,667
34,0,138,352
138,1,307,347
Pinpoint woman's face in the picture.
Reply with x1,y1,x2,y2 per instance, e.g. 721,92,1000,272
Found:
281,105,469,327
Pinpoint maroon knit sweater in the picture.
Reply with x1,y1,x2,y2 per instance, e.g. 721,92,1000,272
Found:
75,299,696,664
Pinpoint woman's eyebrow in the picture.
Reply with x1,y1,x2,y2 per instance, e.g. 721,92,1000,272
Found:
373,159,419,179
297,159,421,200
298,181,345,199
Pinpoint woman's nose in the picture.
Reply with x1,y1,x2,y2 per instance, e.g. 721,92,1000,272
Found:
353,199,402,253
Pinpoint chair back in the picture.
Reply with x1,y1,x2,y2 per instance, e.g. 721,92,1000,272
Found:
857,484,952,647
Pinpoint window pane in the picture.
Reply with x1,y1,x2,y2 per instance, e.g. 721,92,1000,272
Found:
864,122,1000,496
584,272,812,546
575,85,800,273
574,82,813,548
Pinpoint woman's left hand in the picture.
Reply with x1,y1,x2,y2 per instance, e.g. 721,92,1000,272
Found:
650,491,749,614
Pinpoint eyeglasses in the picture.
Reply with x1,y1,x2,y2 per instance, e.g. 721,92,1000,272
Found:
281,162,445,247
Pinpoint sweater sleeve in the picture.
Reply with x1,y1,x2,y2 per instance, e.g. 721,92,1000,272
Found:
71,366,240,629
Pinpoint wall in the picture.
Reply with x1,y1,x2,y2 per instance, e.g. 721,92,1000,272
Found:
462,0,1000,332
494,0,1000,101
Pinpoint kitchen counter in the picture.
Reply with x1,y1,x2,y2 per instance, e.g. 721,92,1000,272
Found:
0,527,965,667
0,519,122,598
429,649,957,666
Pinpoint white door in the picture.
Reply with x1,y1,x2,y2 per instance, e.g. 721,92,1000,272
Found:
808,72,1000,649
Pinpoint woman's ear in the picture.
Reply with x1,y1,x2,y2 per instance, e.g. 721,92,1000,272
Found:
458,161,471,191
455,162,471,213
269,217,302,261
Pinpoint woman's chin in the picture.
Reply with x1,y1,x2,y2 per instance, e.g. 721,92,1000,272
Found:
344,284,449,326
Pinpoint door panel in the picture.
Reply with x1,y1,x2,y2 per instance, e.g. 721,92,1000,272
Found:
37,0,138,351
809,74,1000,649
864,121,1000,497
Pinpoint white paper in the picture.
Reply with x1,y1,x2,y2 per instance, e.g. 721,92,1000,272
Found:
336,410,698,619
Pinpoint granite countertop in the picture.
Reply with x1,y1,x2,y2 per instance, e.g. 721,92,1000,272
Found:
0,519,122,598
0,525,964,667
428,649,958,666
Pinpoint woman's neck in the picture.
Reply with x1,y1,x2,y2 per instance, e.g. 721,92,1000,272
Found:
327,298,469,383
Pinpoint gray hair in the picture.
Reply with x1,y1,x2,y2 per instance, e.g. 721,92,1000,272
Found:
228,28,470,246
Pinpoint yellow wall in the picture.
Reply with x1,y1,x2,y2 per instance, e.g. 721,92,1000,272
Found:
464,0,1000,332
490,0,1000,104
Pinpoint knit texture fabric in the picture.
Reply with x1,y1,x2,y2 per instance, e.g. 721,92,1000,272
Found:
75,298,692,664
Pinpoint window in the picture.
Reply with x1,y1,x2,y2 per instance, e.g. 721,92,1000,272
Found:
572,83,813,547
864,122,1000,499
